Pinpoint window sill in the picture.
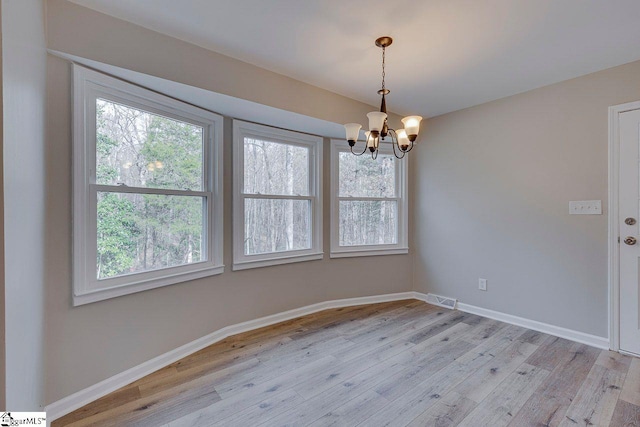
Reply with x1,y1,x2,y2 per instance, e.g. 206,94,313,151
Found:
232,252,324,271
73,264,225,306
330,247,409,259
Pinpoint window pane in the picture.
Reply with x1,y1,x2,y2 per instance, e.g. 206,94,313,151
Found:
97,192,204,279
339,152,395,197
96,99,204,191
339,200,397,246
244,138,309,196
244,198,310,255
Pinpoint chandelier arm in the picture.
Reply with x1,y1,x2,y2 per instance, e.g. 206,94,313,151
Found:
404,140,416,153
350,142,368,156
354,132,375,156
387,128,406,160
403,136,419,153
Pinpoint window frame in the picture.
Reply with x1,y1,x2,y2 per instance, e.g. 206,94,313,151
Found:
330,139,409,258
232,120,323,270
73,65,224,306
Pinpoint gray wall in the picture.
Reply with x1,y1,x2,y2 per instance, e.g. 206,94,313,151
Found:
42,0,640,407
0,0,5,409
3,0,46,410
44,1,411,404
413,59,640,338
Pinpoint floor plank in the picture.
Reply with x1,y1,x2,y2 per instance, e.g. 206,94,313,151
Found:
559,364,625,427
330,306,450,362
208,388,303,427
295,333,415,400
166,355,337,426
596,350,633,374
407,391,477,427
525,335,575,372
307,389,390,427
359,330,538,426
52,300,637,427
457,363,549,427
509,342,602,427
452,340,539,403
609,399,640,427
268,356,409,425
621,357,640,406
518,329,552,346
373,337,476,401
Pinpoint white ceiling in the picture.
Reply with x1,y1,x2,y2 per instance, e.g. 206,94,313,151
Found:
70,0,640,118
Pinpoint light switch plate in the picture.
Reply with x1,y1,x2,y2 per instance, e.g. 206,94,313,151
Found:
569,200,602,215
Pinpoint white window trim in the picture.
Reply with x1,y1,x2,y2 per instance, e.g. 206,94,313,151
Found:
73,65,224,305
330,139,409,258
233,120,323,270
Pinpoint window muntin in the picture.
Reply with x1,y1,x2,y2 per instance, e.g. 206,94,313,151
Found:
233,121,322,270
73,65,224,305
331,140,408,257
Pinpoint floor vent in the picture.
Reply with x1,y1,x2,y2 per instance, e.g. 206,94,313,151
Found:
425,293,457,310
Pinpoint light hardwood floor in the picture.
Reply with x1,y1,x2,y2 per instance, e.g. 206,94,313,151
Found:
52,300,640,426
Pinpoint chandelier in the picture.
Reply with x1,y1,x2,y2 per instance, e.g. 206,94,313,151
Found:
344,36,423,159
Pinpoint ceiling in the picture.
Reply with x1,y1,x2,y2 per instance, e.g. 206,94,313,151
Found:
69,0,640,118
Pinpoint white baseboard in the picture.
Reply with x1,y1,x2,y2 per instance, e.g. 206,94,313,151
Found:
455,301,609,350
410,291,608,348
44,291,417,422
45,291,610,422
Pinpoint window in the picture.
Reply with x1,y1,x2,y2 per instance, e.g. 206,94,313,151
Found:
73,65,224,305
330,139,408,257
233,121,323,270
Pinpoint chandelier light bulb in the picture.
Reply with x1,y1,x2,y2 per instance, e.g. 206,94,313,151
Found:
365,131,373,147
401,116,423,141
367,111,387,133
366,131,379,152
344,123,362,146
396,129,410,151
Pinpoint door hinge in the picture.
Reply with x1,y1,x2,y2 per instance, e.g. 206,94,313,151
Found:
618,236,621,243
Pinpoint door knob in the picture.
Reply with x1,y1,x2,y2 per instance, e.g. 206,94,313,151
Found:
624,236,637,245
626,217,637,225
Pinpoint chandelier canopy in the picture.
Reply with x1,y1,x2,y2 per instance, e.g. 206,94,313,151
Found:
344,36,423,159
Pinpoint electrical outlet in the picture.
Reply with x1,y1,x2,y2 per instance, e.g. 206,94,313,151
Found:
478,278,487,291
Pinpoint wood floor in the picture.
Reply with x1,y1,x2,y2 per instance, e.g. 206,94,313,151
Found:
53,300,640,427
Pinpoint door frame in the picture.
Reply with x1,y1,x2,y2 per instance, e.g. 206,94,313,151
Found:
608,100,640,352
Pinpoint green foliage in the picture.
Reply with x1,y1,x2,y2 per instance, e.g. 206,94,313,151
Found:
96,103,119,183
97,193,140,279
95,100,204,279
96,164,118,183
138,194,203,269
143,116,203,190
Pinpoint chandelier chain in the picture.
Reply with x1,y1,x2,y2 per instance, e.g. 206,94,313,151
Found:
381,46,386,91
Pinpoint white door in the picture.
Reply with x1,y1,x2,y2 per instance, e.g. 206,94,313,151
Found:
619,108,640,355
